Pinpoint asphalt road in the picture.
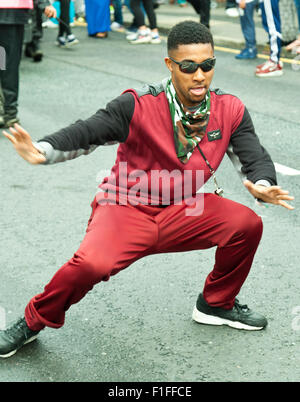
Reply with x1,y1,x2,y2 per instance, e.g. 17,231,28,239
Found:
0,25,299,383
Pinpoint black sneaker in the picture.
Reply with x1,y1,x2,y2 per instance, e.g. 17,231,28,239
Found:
31,49,43,62
25,43,43,62
0,317,40,358
192,293,268,331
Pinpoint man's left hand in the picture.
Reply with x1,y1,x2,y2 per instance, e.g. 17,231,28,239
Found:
244,180,295,210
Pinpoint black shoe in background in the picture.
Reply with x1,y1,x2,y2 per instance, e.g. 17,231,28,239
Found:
25,43,43,62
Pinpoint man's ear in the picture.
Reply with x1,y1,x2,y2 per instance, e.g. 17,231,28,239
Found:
164,57,173,73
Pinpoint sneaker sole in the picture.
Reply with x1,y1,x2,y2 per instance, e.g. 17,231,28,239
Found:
65,40,79,48
0,335,38,359
256,70,283,77
235,55,257,59
192,306,264,331
130,40,152,44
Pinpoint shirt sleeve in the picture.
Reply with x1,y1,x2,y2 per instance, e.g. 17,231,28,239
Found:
34,92,135,164
226,106,277,186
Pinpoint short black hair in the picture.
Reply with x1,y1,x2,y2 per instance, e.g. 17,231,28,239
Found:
167,20,214,52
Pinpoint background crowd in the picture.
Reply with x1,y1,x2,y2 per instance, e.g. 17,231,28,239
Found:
0,0,299,129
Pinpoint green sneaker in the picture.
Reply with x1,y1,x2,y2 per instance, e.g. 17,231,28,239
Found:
192,293,268,331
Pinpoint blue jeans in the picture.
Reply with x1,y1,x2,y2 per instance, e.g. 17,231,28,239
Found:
112,0,123,25
239,0,258,49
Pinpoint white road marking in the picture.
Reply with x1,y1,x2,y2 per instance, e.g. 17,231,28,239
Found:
274,163,300,176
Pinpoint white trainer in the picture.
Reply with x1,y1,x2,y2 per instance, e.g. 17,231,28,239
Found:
130,29,152,44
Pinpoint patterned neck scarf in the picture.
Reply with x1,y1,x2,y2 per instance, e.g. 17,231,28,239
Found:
165,78,211,164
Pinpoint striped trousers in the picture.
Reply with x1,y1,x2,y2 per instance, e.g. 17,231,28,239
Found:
260,0,282,63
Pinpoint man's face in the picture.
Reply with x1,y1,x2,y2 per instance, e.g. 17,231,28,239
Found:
165,43,215,107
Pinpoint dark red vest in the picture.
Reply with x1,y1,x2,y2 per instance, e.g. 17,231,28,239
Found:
99,89,245,205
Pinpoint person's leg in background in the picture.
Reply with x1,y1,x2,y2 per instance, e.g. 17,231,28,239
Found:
58,0,71,36
235,0,258,59
286,0,300,52
0,24,24,128
256,0,283,77
74,0,87,26
111,0,125,32
279,0,298,46
74,0,85,18
25,3,44,62
187,0,211,29
125,0,148,35
56,0,79,47
261,0,281,63
124,0,140,34
142,0,161,42
129,0,161,44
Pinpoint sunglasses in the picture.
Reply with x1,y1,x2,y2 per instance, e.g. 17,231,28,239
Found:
169,56,216,73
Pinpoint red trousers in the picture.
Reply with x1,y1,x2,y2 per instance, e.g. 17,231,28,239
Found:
25,193,263,331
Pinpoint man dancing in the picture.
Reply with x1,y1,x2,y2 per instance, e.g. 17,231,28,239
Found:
0,21,294,358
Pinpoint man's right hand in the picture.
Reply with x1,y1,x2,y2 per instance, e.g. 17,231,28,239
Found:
2,124,46,165
44,5,57,19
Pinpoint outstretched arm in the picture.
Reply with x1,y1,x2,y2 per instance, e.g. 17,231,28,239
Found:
3,92,135,165
2,124,46,165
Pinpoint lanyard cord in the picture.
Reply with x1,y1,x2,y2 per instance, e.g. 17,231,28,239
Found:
196,144,224,197
55,17,70,29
